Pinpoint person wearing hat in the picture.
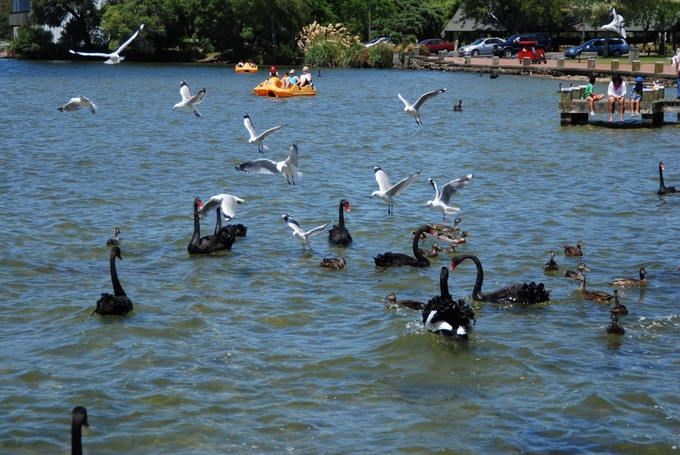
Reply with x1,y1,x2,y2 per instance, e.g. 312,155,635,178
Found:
284,69,298,89
629,76,644,117
268,66,279,80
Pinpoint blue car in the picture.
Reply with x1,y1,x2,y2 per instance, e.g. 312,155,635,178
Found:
564,38,629,58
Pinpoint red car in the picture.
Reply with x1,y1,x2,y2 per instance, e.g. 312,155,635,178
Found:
418,39,456,54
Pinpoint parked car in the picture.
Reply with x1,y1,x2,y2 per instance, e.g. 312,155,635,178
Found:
418,38,456,54
563,38,629,58
492,33,552,58
364,37,391,47
458,37,505,57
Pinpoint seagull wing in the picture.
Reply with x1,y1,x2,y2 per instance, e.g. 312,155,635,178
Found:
235,158,280,175
70,50,112,58
243,114,258,139
428,178,440,201
397,93,412,109
412,88,447,110
179,81,192,102
285,216,306,236
305,221,333,238
386,170,421,197
220,195,243,220
257,124,288,141
285,144,299,168
189,88,206,105
439,174,473,204
374,167,392,192
197,196,221,218
115,24,144,54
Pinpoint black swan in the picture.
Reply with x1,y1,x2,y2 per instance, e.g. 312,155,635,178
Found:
213,208,247,237
422,267,475,340
374,225,434,267
453,100,463,111
576,271,614,302
544,250,558,272
564,240,584,256
383,293,425,311
320,257,346,269
658,162,678,195
106,227,120,246
606,313,625,335
328,199,352,246
610,290,628,315
449,255,551,304
71,406,89,455
564,262,590,279
611,267,647,287
93,247,133,316
188,198,234,254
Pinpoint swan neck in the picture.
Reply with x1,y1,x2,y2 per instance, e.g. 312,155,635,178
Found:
192,201,201,244
659,165,665,189
412,227,429,264
457,255,483,299
338,202,345,227
215,208,222,235
440,268,451,300
71,423,82,455
110,252,126,297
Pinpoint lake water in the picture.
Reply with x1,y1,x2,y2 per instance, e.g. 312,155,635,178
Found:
1,59,679,454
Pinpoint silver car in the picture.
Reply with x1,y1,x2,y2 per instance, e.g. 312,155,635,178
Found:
458,37,504,57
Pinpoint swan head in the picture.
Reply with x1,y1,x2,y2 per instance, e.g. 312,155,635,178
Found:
72,406,89,428
111,246,123,260
340,199,350,211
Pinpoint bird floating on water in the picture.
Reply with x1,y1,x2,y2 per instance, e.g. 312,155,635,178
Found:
657,162,678,195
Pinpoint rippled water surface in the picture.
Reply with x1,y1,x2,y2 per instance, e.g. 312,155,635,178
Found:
1,60,679,454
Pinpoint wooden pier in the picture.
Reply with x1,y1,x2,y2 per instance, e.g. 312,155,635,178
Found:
559,87,680,126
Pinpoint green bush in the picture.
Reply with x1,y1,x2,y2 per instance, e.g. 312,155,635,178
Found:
367,43,393,68
339,43,369,68
304,38,343,67
9,25,55,58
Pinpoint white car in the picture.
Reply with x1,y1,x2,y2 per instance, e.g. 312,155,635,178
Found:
457,37,504,57
364,37,391,47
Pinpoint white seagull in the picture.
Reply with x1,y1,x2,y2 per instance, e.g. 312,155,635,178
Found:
397,88,447,125
197,194,244,221
243,113,288,153
173,80,207,118
282,214,332,249
427,174,474,221
601,8,626,39
370,166,421,215
69,24,144,64
235,143,302,185
57,95,97,114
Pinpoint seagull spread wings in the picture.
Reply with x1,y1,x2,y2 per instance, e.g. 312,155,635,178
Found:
197,194,244,221
235,144,301,185
243,113,288,153
69,24,144,64
398,88,447,125
432,174,474,205
282,214,333,247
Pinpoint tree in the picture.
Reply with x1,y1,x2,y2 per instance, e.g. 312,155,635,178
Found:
31,0,101,48
373,0,444,40
0,0,11,40
460,0,569,34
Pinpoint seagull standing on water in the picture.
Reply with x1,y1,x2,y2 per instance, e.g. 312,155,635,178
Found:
197,194,244,221
282,214,333,249
427,174,474,221
243,113,288,153
398,88,447,125
370,166,421,215
235,144,302,185
58,95,97,114
173,81,207,118
69,24,144,64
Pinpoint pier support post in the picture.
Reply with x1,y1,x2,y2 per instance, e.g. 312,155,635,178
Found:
556,58,565,68
642,112,663,126
464,56,471,65
522,57,530,67
587,58,596,69
438,50,446,62
632,60,641,72
492,56,499,67
560,113,589,126
654,62,664,73
611,60,619,70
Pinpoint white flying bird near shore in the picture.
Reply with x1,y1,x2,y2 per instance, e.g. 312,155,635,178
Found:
243,113,288,153
370,166,421,215
601,7,626,39
427,174,474,221
282,214,332,249
57,95,97,114
69,24,144,64
197,194,244,221
398,88,447,125
173,80,207,117
235,144,302,185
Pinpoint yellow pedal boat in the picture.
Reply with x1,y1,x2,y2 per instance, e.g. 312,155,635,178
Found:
253,77,316,98
235,63,258,73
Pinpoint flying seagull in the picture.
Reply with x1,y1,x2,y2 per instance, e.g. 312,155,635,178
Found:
197,194,244,221
243,113,288,153
173,80,207,117
282,214,332,249
427,174,474,221
235,143,302,185
69,24,144,64
397,88,447,125
57,95,97,114
370,166,421,215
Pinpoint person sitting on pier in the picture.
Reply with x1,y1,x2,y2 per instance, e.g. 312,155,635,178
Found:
630,76,644,117
584,76,604,117
672,46,680,99
607,74,627,122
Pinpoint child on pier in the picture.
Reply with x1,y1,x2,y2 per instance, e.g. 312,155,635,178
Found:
630,76,644,117
584,76,604,117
